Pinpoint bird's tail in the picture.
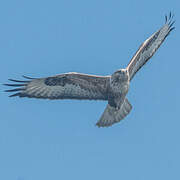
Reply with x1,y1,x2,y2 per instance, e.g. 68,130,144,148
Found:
96,98,132,127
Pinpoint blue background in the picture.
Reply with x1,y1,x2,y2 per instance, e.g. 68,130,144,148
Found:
1,0,179,180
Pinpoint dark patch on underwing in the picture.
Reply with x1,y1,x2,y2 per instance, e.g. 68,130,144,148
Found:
44,76,68,86
4,73,110,100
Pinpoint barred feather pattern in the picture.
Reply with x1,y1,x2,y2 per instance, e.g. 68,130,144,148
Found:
4,73,110,100
127,12,175,81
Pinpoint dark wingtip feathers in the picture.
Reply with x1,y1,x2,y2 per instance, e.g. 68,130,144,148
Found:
164,12,175,38
22,75,36,79
165,15,167,23
169,11,172,19
4,76,34,97
8,79,29,83
3,83,26,87
165,12,175,31
4,88,25,92
9,93,22,97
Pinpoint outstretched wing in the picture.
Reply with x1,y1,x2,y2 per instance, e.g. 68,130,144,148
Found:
126,13,175,81
4,73,110,100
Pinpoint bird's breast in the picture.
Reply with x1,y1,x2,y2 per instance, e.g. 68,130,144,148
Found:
107,81,129,108
110,81,129,96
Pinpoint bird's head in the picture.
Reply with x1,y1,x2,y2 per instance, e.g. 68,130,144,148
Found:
111,69,129,83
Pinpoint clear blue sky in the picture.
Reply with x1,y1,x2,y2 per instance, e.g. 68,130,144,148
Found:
0,0,179,180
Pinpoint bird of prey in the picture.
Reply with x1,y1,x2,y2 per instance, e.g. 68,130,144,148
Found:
4,13,175,127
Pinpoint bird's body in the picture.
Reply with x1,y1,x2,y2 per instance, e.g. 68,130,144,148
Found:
4,13,175,127
97,69,131,127
108,69,129,109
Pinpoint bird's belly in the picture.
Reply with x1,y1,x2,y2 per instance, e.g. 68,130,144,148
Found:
113,82,129,95
108,82,129,108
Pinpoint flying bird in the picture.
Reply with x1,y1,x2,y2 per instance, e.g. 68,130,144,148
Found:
4,13,175,127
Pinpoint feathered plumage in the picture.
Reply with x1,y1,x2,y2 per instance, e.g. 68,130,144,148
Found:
4,13,175,127
5,73,110,100
127,12,175,80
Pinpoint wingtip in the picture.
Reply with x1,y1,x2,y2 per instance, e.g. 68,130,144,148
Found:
4,75,36,98
169,20,175,27
3,83,25,87
22,75,36,79
164,12,175,34
165,11,175,24
8,93,21,97
8,79,29,83
4,88,25,92
169,11,172,19
169,11,175,19
170,26,175,32
165,15,167,23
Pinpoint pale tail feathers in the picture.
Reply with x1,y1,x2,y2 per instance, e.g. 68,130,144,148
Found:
96,98,132,127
